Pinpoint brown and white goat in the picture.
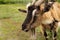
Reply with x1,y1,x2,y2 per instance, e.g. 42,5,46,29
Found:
19,2,60,40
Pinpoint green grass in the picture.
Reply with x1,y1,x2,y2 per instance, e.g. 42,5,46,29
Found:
0,4,29,40
0,0,32,4
0,3,60,40
0,0,60,4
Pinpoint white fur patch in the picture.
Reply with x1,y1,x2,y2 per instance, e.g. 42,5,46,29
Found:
58,22,60,26
48,2,53,5
55,22,60,32
42,19,53,24
32,9,37,17
26,3,32,9
58,22,60,28
49,2,53,4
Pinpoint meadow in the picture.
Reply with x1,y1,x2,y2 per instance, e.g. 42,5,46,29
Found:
0,4,28,40
0,0,60,40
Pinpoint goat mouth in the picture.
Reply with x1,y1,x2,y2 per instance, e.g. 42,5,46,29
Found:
23,29,29,32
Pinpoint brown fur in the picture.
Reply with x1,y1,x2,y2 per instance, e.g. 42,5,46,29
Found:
21,2,60,40
29,2,60,40
31,2,60,28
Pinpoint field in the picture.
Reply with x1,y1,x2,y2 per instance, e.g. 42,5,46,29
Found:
0,4,28,40
0,3,60,40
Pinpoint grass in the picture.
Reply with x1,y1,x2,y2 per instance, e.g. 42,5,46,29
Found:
0,0,60,4
0,4,28,40
0,0,32,4
0,3,60,40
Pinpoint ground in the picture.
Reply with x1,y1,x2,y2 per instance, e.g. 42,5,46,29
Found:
0,4,60,40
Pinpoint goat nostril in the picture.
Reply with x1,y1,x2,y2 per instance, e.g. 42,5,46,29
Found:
26,29,29,32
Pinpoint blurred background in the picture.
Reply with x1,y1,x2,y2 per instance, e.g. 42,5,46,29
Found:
0,0,60,40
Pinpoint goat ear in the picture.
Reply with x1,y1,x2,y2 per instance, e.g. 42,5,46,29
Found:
18,9,27,13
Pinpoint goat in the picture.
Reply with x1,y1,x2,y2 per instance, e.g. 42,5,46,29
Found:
19,2,60,40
